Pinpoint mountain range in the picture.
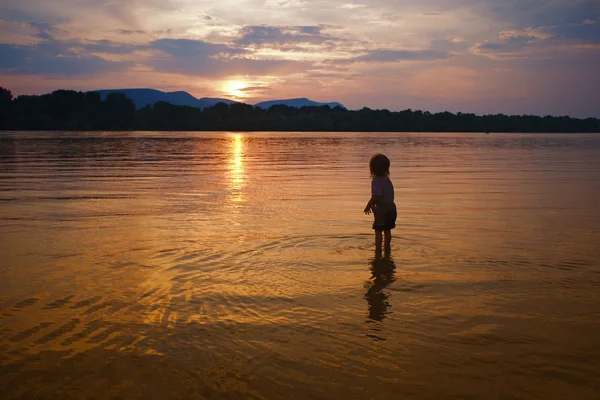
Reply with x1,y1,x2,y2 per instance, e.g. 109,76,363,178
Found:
254,98,345,110
96,88,345,110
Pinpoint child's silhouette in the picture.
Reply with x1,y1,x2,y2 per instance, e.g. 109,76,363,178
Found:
364,154,397,254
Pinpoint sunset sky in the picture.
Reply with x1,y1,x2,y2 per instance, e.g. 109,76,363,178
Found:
1,0,599,117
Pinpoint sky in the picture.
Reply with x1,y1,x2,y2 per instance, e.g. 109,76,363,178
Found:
1,0,599,117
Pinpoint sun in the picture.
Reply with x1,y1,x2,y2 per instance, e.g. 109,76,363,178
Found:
223,80,247,99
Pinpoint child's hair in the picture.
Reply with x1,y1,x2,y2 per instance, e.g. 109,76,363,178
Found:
369,154,390,177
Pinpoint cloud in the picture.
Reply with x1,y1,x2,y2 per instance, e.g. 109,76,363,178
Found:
27,22,60,40
150,55,308,77
472,18,600,59
234,25,341,47
264,0,306,8
147,38,310,77
117,29,146,35
300,26,321,34
498,26,554,40
0,21,142,75
470,41,532,60
496,21,600,44
0,20,323,79
343,49,449,63
150,38,238,58
339,3,366,9
83,39,142,54
472,0,600,27
553,19,600,42
0,43,130,75
238,85,271,92
0,19,42,46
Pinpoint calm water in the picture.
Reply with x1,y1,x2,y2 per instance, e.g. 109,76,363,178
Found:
1,131,599,399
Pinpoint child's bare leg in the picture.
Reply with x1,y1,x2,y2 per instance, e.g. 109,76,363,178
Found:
384,229,392,250
375,230,383,253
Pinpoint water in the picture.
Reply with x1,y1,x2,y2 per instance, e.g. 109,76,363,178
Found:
1,131,599,399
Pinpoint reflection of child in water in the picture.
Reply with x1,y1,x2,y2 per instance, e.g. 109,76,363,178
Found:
364,154,397,253
364,252,396,322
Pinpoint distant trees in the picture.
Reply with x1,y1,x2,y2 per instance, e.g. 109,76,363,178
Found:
0,87,12,130
1,86,598,133
0,88,136,130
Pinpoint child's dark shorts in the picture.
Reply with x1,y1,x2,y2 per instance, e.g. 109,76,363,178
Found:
373,202,397,230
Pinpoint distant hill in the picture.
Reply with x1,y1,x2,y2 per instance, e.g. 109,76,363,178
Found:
199,97,240,108
94,89,346,110
96,89,205,109
254,98,345,110
163,91,203,108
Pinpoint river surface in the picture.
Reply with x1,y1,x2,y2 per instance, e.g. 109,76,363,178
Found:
1,131,599,399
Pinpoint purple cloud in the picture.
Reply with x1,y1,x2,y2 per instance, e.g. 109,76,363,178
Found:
344,49,449,63
0,43,130,75
235,25,341,46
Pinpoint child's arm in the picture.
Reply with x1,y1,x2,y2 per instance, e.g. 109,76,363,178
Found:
364,198,372,214
363,195,380,214
365,179,383,214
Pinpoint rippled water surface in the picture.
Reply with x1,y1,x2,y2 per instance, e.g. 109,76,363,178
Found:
1,131,599,399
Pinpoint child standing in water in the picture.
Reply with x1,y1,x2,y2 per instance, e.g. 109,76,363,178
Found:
364,154,397,253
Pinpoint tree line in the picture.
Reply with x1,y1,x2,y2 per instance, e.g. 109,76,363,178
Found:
1,87,598,132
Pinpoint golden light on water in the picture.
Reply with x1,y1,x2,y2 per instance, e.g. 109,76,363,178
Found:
229,133,245,203
2,132,600,400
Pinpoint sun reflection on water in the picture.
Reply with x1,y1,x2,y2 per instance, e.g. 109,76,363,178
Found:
229,134,245,203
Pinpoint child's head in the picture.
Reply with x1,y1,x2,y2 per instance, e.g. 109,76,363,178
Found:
369,153,390,177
